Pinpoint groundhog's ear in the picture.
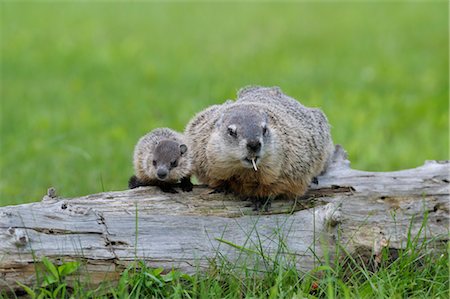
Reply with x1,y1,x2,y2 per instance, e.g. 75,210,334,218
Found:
179,144,188,155
237,85,261,97
268,86,282,96
227,124,237,137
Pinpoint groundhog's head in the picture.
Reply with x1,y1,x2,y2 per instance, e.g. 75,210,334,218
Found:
151,140,188,181
211,105,274,171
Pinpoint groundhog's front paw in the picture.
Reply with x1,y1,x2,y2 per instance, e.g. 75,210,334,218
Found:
128,175,143,189
180,177,193,192
181,182,193,192
249,197,272,212
159,185,178,194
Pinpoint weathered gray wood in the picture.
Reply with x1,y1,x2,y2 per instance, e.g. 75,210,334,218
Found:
1,145,448,291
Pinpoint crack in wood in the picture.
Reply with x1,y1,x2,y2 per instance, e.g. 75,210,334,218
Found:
306,186,355,197
91,210,120,261
104,240,129,247
6,226,103,236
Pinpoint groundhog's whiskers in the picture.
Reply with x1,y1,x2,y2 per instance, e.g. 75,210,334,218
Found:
251,158,258,171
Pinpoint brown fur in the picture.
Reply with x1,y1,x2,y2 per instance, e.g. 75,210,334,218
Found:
185,86,334,198
131,128,192,189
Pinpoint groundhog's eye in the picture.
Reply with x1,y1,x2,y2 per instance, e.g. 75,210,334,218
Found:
152,160,157,167
262,126,268,136
228,126,237,138
170,160,178,168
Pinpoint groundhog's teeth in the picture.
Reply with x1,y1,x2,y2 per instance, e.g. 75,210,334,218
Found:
252,158,258,171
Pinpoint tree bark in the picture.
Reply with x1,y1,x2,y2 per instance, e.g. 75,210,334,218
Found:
1,145,448,291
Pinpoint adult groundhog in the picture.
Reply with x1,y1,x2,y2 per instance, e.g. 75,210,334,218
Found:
129,128,193,193
185,86,333,209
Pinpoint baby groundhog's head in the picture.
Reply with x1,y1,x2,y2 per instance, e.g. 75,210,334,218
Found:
213,106,272,171
151,140,188,181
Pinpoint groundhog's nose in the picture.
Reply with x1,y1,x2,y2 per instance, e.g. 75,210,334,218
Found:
157,168,168,180
247,140,261,153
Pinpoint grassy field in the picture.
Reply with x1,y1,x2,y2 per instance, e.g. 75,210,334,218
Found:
1,2,448,206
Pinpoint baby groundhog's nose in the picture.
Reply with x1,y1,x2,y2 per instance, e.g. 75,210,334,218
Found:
157,168,168,180
247,140,261,153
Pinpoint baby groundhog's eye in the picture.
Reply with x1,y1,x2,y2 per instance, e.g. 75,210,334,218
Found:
170,160,178,168
262,126,268,136
152,160,157,167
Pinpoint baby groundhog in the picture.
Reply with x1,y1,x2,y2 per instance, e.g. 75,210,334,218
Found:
128,128,193,193
185,86,334,209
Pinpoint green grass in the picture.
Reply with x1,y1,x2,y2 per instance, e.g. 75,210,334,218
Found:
1,2,448,206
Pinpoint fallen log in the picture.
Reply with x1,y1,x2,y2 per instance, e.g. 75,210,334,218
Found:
0,145,448,291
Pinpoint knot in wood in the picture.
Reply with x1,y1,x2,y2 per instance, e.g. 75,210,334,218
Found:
7,227,29,247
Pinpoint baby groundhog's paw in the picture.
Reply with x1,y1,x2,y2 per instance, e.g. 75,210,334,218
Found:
181,184,193,192
159,185,179,194
180,177,193,192
128,175,143,189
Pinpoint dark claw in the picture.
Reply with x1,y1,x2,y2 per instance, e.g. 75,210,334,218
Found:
128,175,148,189
180,177,193,192
250,197,272,212
181,184,193,192
129,175,180,193
128,175,139,189
159,185,178,194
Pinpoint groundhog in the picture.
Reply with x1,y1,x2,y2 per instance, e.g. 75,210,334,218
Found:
185,86,333,208
128,128,193,193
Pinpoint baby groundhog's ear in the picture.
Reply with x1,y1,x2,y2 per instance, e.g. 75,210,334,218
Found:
227,124,237,137
179,144,188,155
